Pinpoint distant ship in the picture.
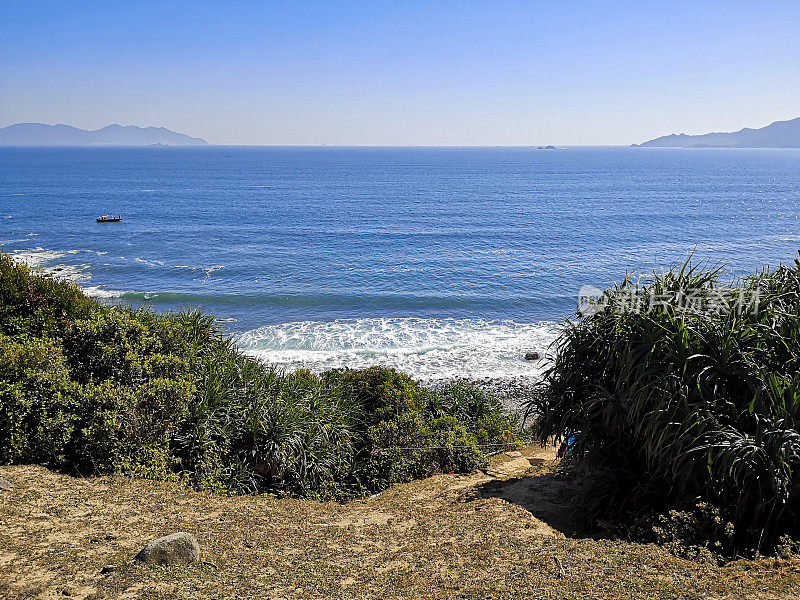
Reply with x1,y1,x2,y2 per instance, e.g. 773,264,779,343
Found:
96,215,121,223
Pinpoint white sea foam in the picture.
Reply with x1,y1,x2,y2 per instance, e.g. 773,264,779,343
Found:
134,257,165,267
13,248,135,299
11,247,67,268
80,285,128,299
12,248,93,283
50,264,92,282
200,265,225,280
13,249,88,281
237,318,560,382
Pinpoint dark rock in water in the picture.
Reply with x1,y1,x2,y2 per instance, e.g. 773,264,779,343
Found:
135,532,200,566
0,476,13,491
524,352,540,361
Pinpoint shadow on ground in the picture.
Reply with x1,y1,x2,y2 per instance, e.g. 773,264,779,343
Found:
466,464,594,538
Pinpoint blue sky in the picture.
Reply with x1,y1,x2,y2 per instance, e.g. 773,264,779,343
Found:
1,1,798,145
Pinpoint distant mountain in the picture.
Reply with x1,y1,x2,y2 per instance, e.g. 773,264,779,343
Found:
633,117,800,148
0,123,209,146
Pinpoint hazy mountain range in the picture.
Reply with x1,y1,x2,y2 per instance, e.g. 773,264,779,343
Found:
634,117,800,148
4,118,799,148
0,123,209,146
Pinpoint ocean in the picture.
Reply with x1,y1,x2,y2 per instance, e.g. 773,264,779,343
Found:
2,146,799,381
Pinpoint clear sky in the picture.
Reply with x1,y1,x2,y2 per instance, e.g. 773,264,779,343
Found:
1,1,798,146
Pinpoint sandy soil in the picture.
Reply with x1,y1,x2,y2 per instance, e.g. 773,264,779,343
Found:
1,446,799,599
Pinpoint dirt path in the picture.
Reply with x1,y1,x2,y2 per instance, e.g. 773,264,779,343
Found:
2,448,799,599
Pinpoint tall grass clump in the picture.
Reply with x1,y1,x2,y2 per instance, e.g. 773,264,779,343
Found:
530,258,800,555
0,254,522,499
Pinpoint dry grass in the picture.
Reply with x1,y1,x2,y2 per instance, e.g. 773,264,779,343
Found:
1,448,799,599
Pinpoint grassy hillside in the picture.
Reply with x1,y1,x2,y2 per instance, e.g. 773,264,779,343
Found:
0,254,521,499
4,450,800,599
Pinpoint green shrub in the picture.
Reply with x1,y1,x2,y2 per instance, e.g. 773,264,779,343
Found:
0,254,98,337
427,381,521,446
326,366,428,422
0,253,522,500
529,258,800,555
0,333,76,465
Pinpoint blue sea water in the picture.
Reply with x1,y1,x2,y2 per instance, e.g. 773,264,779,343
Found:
2,146,799,379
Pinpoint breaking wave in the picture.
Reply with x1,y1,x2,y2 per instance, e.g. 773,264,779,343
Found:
237,318,559,382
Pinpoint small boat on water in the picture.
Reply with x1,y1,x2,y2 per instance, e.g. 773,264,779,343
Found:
96,215,121,223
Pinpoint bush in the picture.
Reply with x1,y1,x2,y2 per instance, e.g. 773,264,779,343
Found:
0,254,522,499
0,254,98,337
0,333,76,465
529,258,800,555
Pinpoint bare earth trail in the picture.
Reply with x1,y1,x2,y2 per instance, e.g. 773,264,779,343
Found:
1,447,799,599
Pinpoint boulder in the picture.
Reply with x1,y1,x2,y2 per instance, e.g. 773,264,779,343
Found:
523,352,540,361
134,532,200,566
0,477,13,492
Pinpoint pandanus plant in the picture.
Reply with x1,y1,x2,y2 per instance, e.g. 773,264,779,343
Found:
529,257,800,554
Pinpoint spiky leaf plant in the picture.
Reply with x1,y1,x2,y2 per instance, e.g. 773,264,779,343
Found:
530,257,800,554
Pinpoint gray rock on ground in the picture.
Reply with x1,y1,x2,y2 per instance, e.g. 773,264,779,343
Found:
134,532,200,566
0,477,13,492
